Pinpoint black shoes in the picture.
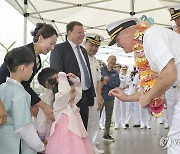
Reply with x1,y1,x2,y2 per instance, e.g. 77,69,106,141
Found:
103,135,115,142
133,124,140,127
125,124,129,128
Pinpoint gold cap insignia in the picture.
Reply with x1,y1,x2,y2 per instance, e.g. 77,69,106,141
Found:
94,35,100,41
169,8,175,15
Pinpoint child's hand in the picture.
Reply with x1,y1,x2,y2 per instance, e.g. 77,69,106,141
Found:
42,139,48,145
67,73,77,78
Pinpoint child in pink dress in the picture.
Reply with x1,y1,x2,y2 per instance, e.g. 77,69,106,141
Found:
45,72,93,154
35,68,58,145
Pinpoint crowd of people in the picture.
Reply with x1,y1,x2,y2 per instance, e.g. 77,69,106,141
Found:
0,4,180,154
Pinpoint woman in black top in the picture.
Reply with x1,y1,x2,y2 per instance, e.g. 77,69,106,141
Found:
0,23,58,124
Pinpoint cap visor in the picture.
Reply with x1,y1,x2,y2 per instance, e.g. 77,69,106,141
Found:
108,39,116,46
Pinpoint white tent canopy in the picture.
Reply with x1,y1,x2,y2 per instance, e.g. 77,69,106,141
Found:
4,0,180,68
5,0,180,45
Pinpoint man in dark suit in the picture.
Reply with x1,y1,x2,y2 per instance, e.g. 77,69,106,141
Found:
50,21,95,129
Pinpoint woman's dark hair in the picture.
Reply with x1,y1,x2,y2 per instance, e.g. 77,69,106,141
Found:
31,23,58,43
4,46,35,72
66,21,83,34
37,67,58,88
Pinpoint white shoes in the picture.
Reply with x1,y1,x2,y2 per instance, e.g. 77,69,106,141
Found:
140,124,145,129
93,146,104,154
158,120,164,124
140,124,151,129
164,123,169,129
99,124,105,130
114,126,120,130
146,125,151,129
121,124,127,129
114,124,120,130
95,141,99,146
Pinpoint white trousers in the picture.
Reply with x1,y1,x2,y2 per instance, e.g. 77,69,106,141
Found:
167,88,180,154
133,102,141,125
120,101,126,126
158,109,168,126
114,97,121,127
124,101,141,125
99,107,105,127
87,98,100,145
140,107,151,127
166,87,177,127
125,102,133,125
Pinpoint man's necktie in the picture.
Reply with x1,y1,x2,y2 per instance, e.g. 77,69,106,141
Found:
76,46,91,89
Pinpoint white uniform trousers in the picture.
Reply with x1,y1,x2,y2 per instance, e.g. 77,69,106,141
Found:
114,97,121,128
120,101,126,127
125,102,133,125
158,109,169,127
99,107,105,128
140,107,151,127
120,89,128,127
166,87,177,127
133,101,141,125
87,98,100,145
167,88,180,154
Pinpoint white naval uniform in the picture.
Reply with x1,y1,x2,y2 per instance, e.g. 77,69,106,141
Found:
133,74,151,128
132,74,141,125
99,107,105,129
140,105,151,128
165,87,177,127
114,97,121,128
87,56,101,146
163,27,179,128
125,75,134,125
158,87,176,129
144,26,180,154
114,73,121,128
119,73,128,127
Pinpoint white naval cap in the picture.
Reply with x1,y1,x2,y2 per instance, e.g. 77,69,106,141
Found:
85,33,104,46
122,65,128,70
106,17,138,46
168,4,180,20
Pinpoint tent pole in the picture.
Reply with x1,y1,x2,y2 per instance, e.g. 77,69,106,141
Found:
130,0,135,16
23,0,28,45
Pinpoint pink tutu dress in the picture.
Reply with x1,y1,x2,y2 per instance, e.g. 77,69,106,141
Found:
45,72,93,154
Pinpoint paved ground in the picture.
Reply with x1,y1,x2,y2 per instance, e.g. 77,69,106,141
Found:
96,119,169,154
